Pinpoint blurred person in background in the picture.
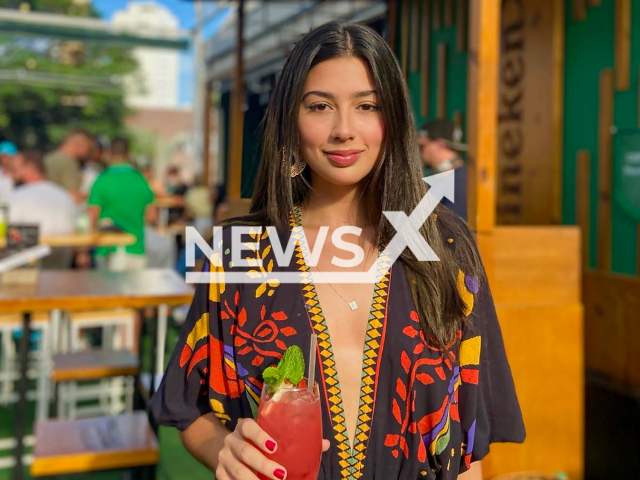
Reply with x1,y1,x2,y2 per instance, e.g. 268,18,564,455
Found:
418,119,468,221
174,185,223,277
213,184,228,225
144,198,175,269
0,141,18,202
9,150,77,268
88,136,154,272
142,164,167,197
184,172,214,236
214,201,229,225
165,165,188,224
45,130,95,203
144,222,175,269
80,137,106,197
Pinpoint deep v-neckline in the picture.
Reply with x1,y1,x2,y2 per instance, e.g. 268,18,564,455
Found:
290,206,392,479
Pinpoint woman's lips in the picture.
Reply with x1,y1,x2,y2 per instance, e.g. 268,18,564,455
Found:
323,150,363,166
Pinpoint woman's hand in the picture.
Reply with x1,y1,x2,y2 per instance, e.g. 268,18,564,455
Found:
216,418,330,480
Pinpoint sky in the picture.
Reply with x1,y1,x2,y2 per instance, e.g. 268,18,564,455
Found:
91,0,226,108
92,0,198,29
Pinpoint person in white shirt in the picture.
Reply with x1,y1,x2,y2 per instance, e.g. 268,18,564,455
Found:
0,141,18,202
9,150,77,268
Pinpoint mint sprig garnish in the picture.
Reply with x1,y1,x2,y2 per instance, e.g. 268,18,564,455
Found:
263,345,305,394
262,366,281,386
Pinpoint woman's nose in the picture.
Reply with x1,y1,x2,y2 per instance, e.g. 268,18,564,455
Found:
331,112,355,142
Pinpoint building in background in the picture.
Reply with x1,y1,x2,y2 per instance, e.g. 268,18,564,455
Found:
113,1,181,110
112,1,196,182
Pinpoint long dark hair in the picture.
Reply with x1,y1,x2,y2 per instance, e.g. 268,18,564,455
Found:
228,22,482,349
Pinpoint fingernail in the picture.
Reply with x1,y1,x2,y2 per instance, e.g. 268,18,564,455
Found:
265,439,277,452
274,468,286,480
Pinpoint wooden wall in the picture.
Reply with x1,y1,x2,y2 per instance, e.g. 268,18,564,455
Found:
402,0,567,226
496,0,565,225
583,271,640,389
477,227,584,480
467,0,499,233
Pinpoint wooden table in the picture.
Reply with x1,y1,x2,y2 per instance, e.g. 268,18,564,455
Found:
155,223,186,237
0,232,136,249
0,269,193,480
31,411,158,476
152,196,183,209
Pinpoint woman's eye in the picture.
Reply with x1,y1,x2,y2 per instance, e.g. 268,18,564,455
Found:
309,103,330,112
358,103,380,112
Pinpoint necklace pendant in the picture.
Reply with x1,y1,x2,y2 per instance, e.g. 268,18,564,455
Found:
348,301,358,311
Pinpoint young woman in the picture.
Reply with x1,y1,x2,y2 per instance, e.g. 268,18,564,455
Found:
150,22,525,480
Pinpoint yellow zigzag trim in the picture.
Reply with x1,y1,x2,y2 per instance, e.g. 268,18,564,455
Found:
290,207,390,480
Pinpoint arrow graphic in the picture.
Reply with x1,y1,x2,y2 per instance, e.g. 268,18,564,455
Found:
379,169,456,270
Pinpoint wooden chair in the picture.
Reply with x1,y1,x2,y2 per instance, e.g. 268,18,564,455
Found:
58,308,137,418
67,308,136,352
52,350,139,383
51,349,140,419
31,411,158,478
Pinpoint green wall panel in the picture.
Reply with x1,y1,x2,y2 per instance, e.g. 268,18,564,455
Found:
398,0,468,131
563,0,638,274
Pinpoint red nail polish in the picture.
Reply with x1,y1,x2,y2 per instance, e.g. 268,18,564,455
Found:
274,468,286,480
265,439,277,452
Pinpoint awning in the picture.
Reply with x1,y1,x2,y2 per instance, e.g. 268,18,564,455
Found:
205,0,387,86
0,7,190,50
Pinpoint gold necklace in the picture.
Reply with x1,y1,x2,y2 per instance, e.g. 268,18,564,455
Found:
311,244,374,311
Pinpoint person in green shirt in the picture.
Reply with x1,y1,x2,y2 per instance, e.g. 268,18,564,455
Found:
88,136,154,271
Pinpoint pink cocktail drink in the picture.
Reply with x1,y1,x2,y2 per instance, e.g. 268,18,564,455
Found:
257,382,322,480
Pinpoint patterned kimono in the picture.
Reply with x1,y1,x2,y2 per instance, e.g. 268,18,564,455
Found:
150,208,525,479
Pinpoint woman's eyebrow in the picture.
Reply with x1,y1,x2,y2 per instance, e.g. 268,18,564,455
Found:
353,89,377,98
302,91,334,101
302,90,378,101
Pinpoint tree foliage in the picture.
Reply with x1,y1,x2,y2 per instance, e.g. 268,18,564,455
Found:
0,0,138,150
0,0,98,17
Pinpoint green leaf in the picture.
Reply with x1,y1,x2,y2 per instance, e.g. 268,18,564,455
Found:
277,345,305,387
261,346,306,395
262,366,281,390
246,391,260,420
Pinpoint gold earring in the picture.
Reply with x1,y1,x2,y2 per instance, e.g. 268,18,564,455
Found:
281,146,306,178
290,153,306,178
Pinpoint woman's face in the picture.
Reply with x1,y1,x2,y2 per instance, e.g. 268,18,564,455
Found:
298,57,385,187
